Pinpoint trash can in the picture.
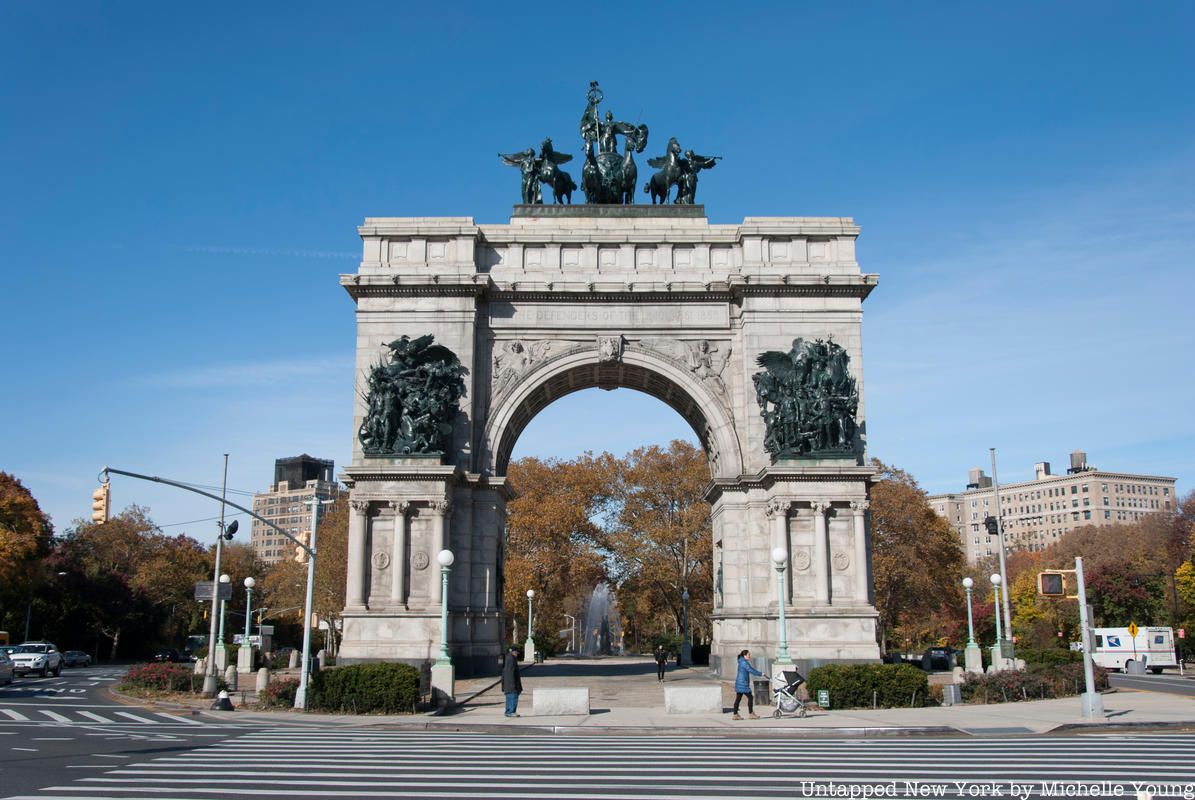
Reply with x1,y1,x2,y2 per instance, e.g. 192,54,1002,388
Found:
1125,658,1147,675
942,684,962,706
535,650,544,664
753,679,771,707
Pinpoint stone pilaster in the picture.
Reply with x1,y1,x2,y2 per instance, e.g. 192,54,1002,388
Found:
766,498,791,606
850,500,870,605
346,500,369,609
430,501,450,603
390,501,410,608
811,500,831,607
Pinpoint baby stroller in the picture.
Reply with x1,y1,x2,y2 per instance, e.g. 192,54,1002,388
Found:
771,669,808,718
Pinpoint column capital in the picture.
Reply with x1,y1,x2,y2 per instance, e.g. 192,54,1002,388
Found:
350,500,370,514
850,500,870,513
429,500,452,516
390,500,411,515
766,498,790,518
811,500,832,514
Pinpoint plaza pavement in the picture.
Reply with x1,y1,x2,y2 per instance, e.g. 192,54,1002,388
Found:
149,655,1195,737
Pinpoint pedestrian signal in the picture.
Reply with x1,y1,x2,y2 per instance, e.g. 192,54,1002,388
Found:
1038,571,1065,597
983,515,999,536
91,481,110,524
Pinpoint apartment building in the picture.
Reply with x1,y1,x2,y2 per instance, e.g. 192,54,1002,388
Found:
929,450,1178,564
250,455,340,565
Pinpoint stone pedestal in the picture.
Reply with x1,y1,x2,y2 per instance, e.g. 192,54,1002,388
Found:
964,644,984,675
430,662,455,707
236,646,254,675
213,645,229,672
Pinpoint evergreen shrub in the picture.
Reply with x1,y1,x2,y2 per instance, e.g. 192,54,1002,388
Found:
309,663,420,714
806,663,929,709
118,662,222,694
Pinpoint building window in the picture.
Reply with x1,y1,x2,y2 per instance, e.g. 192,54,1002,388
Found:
1082,485,1089,493
1071,486,1078,494
1084,511,1091,520
1104,510,1111,519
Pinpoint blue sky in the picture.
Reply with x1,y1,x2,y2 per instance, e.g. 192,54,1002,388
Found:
2,2,1192,537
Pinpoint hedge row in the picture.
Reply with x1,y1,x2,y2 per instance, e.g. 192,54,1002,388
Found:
962,662,1108,703
807,664,929,709
257,677,300,708
309,663,420,714
118,662,222,694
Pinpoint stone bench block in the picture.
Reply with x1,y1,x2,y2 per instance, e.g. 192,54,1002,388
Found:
665,685,723,714
532,687,590,716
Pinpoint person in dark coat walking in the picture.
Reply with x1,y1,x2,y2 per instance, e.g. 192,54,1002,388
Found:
732,648,763,720
654,645,668,681
502,645,523,717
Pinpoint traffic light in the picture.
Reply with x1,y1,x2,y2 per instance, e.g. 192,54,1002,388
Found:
1038,571,1066,597
983,515,999,536
222,519,239,541
91,481,110,524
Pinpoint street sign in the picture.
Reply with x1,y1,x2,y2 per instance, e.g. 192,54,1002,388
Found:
194,581,232,602
1128,622,1139,638
258,625,274,635
817,689,830,709
233,634,262,646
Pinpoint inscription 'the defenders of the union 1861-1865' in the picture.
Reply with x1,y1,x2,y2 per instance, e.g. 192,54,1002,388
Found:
524,305,729,327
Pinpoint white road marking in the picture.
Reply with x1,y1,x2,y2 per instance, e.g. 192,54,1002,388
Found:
39,710,74,723
78,711,116,723
114,711,159,724
1,709,30,721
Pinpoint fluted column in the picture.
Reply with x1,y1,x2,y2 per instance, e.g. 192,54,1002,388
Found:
851,500,870,604
811,501,831,606
346,500,369,609
766,499,789,607
390,501,409,608
430,501,450,603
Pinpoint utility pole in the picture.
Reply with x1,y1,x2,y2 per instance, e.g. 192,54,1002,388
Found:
990,448,1014,657
202,454,229,698
295,495,330,710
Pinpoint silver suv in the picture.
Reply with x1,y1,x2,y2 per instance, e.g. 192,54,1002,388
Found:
11,642,63,677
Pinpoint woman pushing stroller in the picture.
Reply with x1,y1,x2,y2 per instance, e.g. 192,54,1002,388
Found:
732,648,764,720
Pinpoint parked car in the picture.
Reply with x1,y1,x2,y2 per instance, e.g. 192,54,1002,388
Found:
152,648,183,663
62,650,92,667
921,647,957,671
0,651,13,685
10,642,63,677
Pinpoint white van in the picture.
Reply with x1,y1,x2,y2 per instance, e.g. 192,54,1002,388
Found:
1091,627,1177,673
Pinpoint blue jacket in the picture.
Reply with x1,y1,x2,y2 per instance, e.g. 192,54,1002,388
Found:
734,656,763,693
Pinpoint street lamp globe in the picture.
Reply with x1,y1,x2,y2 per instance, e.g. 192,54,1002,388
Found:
437,549,455,567
219,574,230,584
990,573,1002,586
771,546,788,567
244,576,255,590
962,577,973,590
527,589,535,599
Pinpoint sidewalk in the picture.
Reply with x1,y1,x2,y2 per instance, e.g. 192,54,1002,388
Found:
155,655,1195,737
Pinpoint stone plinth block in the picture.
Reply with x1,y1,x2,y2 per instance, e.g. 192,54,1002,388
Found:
532,687,590,716
664,685,723,714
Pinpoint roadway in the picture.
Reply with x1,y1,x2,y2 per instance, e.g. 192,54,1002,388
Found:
0,663,1193,799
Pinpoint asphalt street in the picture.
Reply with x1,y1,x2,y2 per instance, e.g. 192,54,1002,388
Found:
1108,670,1195,696
0,663,1193,799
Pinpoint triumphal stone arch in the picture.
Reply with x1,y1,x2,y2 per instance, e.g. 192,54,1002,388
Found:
337,205,882,677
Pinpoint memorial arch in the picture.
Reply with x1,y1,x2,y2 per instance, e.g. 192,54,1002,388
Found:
338,206,882,678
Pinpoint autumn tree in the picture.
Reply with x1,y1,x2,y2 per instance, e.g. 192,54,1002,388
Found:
604,441,712,649
869,459,966,652
260,499,348,653
504,454,614,652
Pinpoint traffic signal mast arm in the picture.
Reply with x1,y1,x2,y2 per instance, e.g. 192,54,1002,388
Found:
99,466,316,558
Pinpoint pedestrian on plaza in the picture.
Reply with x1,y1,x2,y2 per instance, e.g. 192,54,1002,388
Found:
732,648,763,720
502,645,523,717
654,645,668,681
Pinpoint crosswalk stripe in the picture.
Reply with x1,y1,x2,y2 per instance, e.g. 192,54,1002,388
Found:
39,710,73,723
77,711,116,724
154,713,205,726
113,712,159,724
0,708,29,721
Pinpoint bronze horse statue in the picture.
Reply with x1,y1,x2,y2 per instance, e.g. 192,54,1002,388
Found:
644,137,683,204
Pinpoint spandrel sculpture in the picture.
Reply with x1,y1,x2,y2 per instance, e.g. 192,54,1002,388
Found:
753,337,859,459
358,334,467,456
